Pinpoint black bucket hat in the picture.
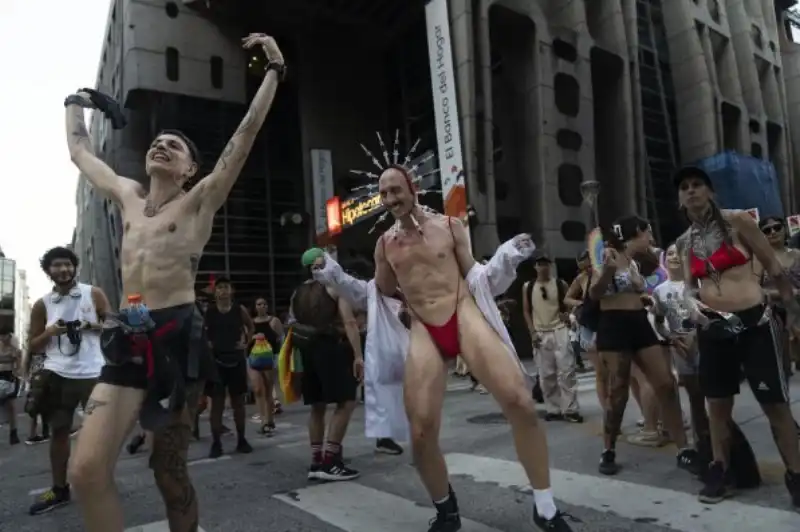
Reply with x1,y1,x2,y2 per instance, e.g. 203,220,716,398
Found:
672,165,714,190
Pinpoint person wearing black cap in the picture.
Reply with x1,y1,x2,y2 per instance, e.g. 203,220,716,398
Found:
673,165,800,506
523,254,581,423
291,248,365,482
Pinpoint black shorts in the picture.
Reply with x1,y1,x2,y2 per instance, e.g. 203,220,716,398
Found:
99,303,213,389
206,354,248,398
697,305,788,404
26,370,96,431
301,334,358,405
595,309,660,352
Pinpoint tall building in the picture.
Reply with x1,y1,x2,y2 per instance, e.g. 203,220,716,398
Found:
13,269,30,351
73,0,800,310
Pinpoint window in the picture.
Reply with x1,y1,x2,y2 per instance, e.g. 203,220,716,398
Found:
556,129,582,151
210,56,224,89
557,164,584,206
561,221,587,242
165,2,179,18
554,74,580,117
166,47,180,81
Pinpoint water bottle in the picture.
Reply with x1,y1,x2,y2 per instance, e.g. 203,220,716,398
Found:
125,294,146,327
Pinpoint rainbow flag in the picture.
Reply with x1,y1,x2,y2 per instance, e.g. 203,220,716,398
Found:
278,329,302,404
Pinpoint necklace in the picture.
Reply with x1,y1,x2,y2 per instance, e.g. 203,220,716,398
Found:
144,189,185,217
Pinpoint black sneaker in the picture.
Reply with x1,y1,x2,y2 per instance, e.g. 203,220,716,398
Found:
317,460,360,482
376,438,404,455
698,461,734,504
533,508,576,531
598,449,619,476
29,486,71,515
308,463,322,480
532,380,544,404
563,413,584,424
677,448,702,477
9,429,20,445
236,438,253,454
544,413,564,422
209,440,223,459
785,470,800,508
427,513,461,532
25,435,49,446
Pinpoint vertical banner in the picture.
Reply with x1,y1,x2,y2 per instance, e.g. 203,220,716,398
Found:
425,0,466,221
310,149,334,236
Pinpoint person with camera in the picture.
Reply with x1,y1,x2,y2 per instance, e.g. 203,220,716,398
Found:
26,247,109,515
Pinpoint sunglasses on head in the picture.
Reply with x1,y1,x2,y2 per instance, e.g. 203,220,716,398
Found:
762,224,784,235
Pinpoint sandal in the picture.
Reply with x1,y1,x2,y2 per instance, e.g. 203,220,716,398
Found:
259,421,276,437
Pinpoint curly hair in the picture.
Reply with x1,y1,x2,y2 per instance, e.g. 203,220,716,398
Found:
40,247,78,274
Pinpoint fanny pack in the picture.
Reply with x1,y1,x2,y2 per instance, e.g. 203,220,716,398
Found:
290,323,334,352
699,306,769,341
101,312,185,431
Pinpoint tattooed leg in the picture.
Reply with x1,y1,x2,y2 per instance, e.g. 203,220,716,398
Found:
150,407,198,532
600,351,633,449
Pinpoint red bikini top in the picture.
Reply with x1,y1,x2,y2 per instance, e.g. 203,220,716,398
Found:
689,243,749,278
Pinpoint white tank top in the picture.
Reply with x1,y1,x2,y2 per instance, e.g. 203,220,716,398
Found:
42,283,104,379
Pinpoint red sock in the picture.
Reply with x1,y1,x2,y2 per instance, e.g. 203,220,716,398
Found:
311,442,323,464
324,441,342,464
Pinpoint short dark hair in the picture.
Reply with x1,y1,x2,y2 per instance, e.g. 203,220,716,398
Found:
40,247,78,274
158,129,202,167
214,276,232,287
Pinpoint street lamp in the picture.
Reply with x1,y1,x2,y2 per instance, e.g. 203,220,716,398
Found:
579,180,601,228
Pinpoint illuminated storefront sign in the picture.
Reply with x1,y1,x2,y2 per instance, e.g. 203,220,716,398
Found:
326,197,342,236
341,194,382,227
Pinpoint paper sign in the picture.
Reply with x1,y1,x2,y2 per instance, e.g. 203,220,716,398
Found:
787,215,800,236
745,208,760,222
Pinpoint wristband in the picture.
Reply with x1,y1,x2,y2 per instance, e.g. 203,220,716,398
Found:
266,61,287,82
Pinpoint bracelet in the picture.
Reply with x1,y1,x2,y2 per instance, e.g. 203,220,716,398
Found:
64,94,90,108
266,61,287,82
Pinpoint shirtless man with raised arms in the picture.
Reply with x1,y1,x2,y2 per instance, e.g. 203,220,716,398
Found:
62,33,284,532
370,166,572,531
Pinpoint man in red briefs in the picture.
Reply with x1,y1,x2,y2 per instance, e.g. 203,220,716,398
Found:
371,165,573,531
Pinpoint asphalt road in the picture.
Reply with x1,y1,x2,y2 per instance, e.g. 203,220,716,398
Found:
1,367,799,532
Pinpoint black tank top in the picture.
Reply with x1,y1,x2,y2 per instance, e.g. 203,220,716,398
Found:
252,319,280,351
291,281,339,331
205,304,244,354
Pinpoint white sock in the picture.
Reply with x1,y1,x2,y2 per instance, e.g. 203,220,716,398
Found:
433,494,450,505
533,488,558,520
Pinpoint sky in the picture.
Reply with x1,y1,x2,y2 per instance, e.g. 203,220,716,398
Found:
0,0,110,299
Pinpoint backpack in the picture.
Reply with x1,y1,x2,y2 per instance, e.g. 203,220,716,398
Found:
527,278,568,316
577,269,601,331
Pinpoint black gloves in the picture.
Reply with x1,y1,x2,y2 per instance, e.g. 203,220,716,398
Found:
64,88,127,130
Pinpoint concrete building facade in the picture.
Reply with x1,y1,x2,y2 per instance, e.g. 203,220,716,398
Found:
73,0,800,309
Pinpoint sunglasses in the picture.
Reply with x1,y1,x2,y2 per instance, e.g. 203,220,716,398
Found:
762,224,784,235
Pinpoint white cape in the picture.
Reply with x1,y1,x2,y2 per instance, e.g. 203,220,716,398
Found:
313,237,534,441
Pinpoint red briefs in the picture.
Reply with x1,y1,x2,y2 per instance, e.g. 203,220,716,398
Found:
422,312,460,359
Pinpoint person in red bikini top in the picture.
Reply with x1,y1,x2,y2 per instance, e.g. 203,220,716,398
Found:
673,165,800,508
372,165,573,531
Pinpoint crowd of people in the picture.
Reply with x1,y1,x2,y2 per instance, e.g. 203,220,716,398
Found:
1,30,800,532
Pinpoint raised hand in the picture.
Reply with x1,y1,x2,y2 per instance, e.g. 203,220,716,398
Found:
242,33,284,65
513,233,536,254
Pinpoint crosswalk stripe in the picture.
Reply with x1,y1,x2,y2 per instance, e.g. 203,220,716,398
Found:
274,482,502,532
445,453,800,532
125,521,207,532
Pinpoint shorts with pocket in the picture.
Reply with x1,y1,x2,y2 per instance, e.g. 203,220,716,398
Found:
29,370,96,431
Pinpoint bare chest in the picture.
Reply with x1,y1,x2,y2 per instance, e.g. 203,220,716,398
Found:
122,207,203,257
384,225,454,278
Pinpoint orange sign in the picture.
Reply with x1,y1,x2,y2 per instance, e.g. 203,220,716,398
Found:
326,197,342,236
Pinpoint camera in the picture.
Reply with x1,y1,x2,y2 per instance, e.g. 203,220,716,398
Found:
57,319,85,346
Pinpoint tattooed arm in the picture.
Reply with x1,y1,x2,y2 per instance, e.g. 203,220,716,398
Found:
191,35,284,213
65,93,142,205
